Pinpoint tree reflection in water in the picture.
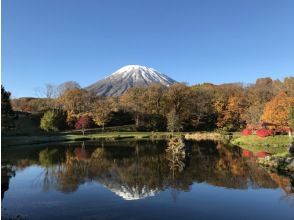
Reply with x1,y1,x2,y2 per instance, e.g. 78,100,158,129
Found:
2,140,294,201
166,138,186,175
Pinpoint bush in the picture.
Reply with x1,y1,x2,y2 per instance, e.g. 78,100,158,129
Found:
255,151,271,158
256,129,273,137
40,110,66,132
242,129,252,136
242,149,253,158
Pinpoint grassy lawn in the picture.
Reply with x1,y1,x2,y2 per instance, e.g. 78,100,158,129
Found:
231,134,292,154
2,131,185,147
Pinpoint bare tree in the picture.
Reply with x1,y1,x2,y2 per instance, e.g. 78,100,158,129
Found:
57,81,81,97
34,83,58,99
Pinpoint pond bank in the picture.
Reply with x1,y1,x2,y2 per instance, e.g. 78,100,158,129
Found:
257,156,294,173
230,134,294,173
186,132,294,173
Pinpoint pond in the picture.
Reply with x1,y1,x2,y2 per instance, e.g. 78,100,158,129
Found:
2,140,294,220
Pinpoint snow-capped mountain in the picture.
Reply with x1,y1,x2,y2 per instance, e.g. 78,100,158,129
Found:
85,65,176,96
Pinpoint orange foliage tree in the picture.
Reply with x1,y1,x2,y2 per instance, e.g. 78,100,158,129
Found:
261,92,294,127
215,95,247,131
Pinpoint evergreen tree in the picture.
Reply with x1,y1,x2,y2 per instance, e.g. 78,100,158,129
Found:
1,85,14,131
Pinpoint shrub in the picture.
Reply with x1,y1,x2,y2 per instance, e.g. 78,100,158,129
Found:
255,151,271,158
256,129,273,137
242,129,252,136
40,110,66,132
242,149,253,158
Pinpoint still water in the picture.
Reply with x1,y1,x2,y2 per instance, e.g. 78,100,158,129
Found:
2,140,294,220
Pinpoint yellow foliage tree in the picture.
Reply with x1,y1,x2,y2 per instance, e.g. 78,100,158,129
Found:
91,98,116,131
261,92,294,127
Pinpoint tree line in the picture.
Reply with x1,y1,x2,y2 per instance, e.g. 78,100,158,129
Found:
6,77,294,133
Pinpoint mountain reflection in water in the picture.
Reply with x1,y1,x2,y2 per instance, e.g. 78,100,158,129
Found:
1,140,294,220
2,140,293,200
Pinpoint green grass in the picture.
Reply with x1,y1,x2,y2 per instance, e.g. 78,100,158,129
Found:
65,131,184,141
2,131,185,147
231,134,292,154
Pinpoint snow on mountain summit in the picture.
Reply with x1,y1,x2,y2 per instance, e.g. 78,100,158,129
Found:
85,65,176,97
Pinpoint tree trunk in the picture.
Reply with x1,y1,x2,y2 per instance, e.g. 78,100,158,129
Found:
135,115,139,127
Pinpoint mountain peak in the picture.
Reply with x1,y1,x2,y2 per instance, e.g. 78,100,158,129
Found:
112,65,150,73
110,65,155,77
85,65,176,97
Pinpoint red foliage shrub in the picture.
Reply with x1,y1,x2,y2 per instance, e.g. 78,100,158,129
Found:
256,129,273,137
242,149,253,158
255,151,271,158
242,129,252,136
75,115,94,130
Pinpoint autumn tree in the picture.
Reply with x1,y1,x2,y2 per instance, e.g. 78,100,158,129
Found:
283,77,294,96
120,87,145,127
213,84,248,131
189,85,216,130
11,97,49,112
134,84,167,131
142,84,166,115
261,92,294,127
253,78,276,103
40,110,66,132
59,89,93,114
91,98,117,131
289,106,294,130
164,84,193,129
75,115,94,135
243,104,263,128
166,110,181,132
66,110,78,129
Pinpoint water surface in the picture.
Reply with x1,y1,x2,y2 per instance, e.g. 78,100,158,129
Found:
2,140,294,220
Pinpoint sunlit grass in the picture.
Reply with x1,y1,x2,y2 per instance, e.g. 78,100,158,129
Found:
231,134,292,154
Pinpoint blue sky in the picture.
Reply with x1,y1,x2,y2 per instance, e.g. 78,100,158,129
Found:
2,0,294,97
